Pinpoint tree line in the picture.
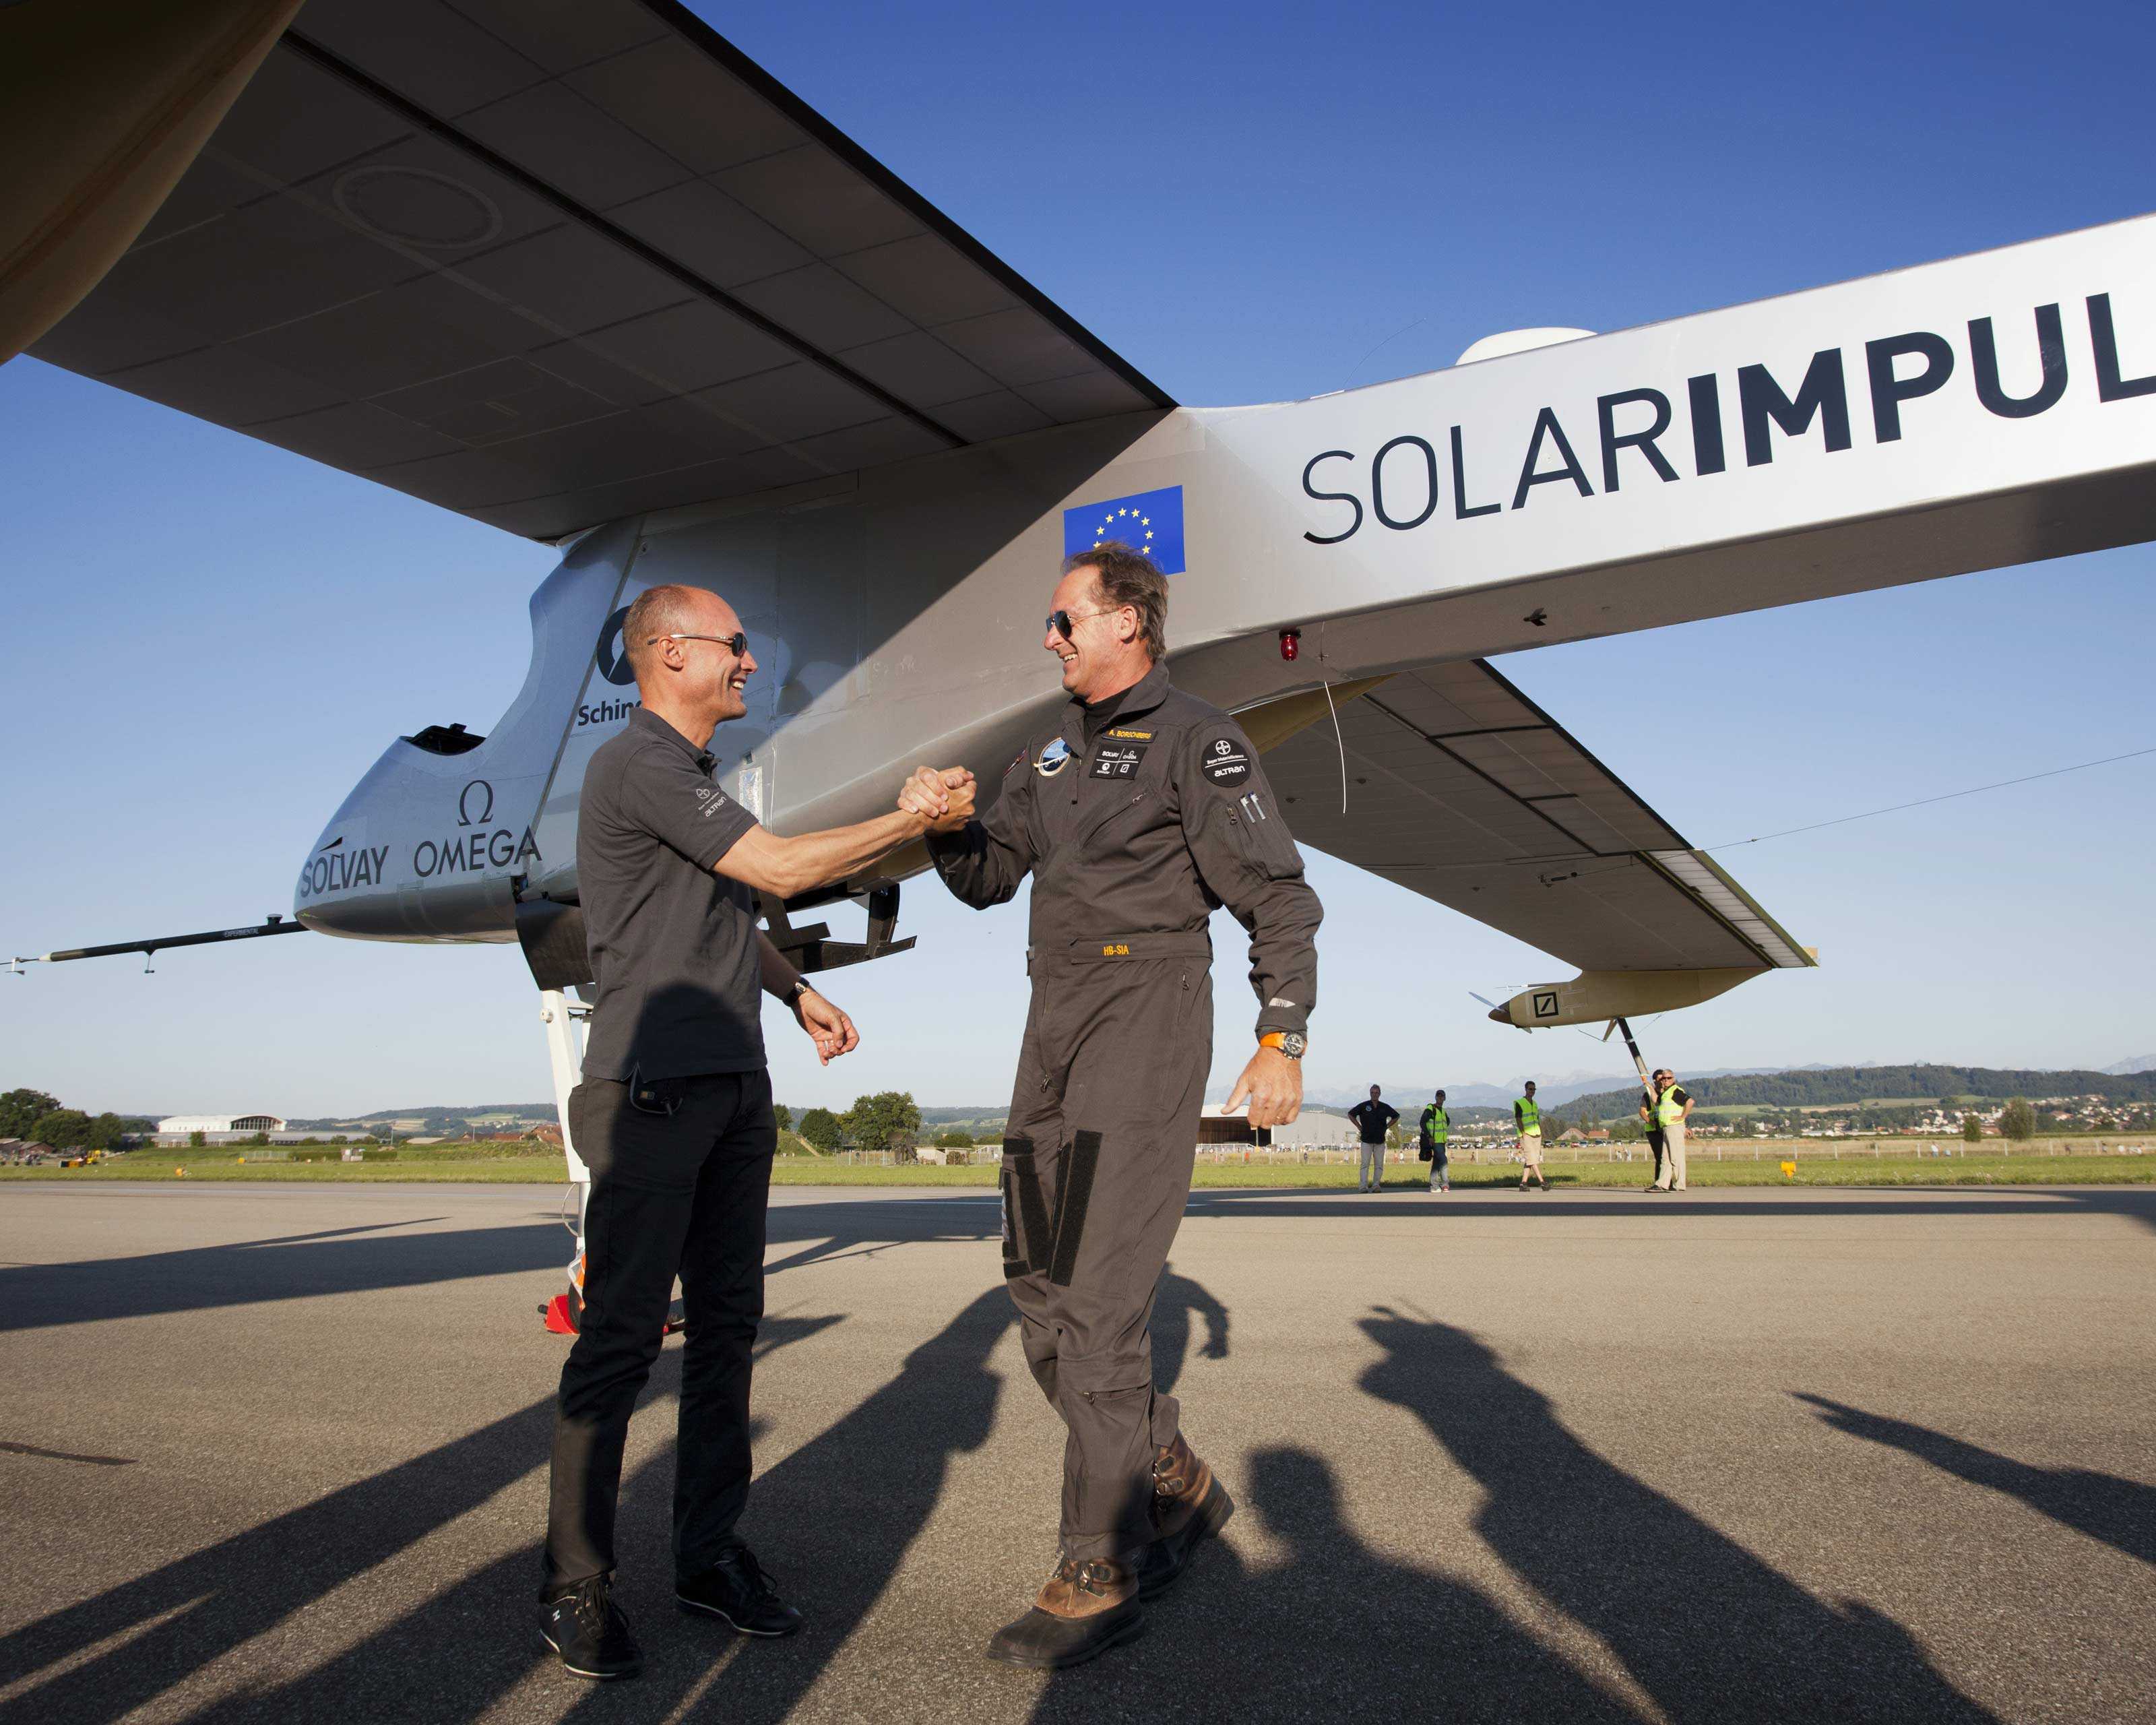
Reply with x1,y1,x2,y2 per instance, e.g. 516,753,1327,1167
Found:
771,1091,993,1158
0,1088,154,1150
1551,1064,2156,1125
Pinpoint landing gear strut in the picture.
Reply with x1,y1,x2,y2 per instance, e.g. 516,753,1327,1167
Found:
534,987,686,1339
1610,1015,1661,1174
538,988,592,1336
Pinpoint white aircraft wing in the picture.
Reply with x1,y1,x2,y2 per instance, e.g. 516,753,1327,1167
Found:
1258,660,1815,974
28,0,1169,540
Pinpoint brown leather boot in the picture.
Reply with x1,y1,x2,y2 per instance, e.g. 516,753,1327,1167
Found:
1135,1433,1236,1599
983,1557,1143,1670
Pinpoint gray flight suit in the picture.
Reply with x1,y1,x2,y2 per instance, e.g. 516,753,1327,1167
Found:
928,660,1321,1563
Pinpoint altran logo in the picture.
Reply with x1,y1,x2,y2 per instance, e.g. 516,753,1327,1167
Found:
594,606,636,687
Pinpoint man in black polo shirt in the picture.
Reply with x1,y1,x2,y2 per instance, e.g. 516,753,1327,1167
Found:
1348,1085,1399,1192
540,582,972,1681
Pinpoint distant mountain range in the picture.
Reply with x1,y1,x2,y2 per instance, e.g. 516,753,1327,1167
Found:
2105,1054,2156,1075
1304,1063,1856,1111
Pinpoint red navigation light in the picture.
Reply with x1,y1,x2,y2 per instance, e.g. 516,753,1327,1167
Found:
1279,629,1301,662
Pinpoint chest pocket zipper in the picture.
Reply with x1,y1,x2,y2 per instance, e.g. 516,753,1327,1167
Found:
1075,787,1150,850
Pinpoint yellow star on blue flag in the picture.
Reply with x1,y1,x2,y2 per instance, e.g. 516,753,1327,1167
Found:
1061,484,1184,575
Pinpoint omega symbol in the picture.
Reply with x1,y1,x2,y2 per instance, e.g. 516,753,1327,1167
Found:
458,779,495,827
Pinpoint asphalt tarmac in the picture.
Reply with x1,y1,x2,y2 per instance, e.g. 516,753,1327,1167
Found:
2,1181,2151,1724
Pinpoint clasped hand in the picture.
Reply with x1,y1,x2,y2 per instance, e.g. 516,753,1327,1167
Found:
898,765,977,834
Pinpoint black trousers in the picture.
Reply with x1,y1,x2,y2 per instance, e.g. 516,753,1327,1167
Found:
1001,939,1213,1563
543,1068,775,1594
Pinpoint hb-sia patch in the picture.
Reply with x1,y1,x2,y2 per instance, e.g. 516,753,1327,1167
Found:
1201,735,1250,786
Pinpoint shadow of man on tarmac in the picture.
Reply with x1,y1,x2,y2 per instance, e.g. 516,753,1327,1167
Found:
1027,1441,1643,1724
1149,1261,1229,1400
1798,1393,2156,1568
1356,1307,1999,1724
0,1315,847,1725
586,1282,1015,1724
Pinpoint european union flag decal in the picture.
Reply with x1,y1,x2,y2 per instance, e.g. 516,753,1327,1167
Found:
1062,484,1185,575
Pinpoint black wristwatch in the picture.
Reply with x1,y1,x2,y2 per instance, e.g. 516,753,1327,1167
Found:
786,977,813,1004
1261,1030,1307,1059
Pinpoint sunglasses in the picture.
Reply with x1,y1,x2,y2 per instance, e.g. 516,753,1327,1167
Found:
651,631,749,656
1046,606,1123,640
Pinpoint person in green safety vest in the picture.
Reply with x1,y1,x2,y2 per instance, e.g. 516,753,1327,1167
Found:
1513,1081,1550,1191
1647,1069,1694,1192
1418,1090,1451,1193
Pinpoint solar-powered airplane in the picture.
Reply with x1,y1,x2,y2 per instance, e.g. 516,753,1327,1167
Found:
9,3,2156,1258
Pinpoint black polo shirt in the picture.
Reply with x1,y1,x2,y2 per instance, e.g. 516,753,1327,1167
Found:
577,708,764,1082
1348,1100,1398,1144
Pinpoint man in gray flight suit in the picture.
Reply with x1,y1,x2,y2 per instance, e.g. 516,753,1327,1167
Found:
903,542,1322,1670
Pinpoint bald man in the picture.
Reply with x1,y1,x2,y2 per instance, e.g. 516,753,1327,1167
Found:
539,583,972,1681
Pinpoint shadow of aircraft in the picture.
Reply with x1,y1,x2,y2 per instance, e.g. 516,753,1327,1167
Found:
18,1182,2142,1338
1798,1393,2156,1568
0,1216,572,1336
1184,1188,2156,1227
0,1194,999,1336
1356,1307,2000,1724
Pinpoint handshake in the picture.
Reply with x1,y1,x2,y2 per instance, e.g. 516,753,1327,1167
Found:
899,765,978,835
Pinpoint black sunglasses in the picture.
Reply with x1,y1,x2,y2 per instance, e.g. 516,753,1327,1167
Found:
651,631,749,656
1046,606,1122,639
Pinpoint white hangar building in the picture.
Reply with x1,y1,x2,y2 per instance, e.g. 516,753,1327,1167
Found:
156,1113,287,1146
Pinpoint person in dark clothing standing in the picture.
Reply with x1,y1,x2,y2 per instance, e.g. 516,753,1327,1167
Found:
906,541,1321,1670
1646,1068,1695,1192
1348,1085,1399,1192
1643,1115,1668,1189
539,582,973,1682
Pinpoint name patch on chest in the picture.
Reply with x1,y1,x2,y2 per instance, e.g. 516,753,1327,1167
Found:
1090,740,1149,779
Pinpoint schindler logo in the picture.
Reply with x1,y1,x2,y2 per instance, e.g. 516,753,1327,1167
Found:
594,606,637,687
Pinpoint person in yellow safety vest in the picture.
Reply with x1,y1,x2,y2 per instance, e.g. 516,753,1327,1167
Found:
1647,1069,1694,1192
1419,1091,1451,1193
1513,1081,1550,1191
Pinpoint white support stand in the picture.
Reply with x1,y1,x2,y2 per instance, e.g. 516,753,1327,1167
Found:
540,989,593,1317
540,989,593,1189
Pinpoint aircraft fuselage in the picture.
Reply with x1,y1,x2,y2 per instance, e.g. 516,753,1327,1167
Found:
293,212,2156,957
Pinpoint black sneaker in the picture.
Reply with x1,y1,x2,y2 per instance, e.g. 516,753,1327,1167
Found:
677,1542,802,1637
540,1575,641,1680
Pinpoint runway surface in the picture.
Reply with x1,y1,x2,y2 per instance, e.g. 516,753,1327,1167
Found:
3,1181,2151,1724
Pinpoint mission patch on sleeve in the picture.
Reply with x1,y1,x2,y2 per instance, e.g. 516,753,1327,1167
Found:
1199,734,1250,786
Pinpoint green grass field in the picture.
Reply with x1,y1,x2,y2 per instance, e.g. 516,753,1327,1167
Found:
4,1151,2151,1189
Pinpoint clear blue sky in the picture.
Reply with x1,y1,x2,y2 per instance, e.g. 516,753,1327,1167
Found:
3,0,2152,1118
